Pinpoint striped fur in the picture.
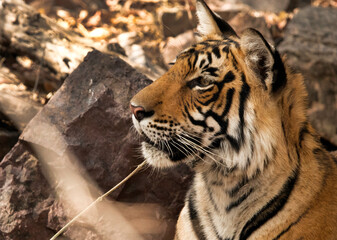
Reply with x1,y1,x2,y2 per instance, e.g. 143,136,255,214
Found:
130,1,337,239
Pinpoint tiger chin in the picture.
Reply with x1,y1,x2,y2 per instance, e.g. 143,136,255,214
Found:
130,0,337,239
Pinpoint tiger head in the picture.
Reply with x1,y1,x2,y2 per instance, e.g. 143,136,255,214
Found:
130,0,294,175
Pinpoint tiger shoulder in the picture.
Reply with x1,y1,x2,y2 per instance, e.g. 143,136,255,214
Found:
130,0,337,239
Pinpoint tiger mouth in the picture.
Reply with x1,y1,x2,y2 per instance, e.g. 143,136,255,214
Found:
142,135,192,162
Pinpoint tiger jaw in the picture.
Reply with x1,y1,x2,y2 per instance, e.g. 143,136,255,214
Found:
132,115,205,168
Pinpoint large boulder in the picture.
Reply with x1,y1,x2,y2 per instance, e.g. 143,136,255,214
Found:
278,7,337,145
0,50,192,239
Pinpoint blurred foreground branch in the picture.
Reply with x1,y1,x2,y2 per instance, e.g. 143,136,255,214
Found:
50,161,147,240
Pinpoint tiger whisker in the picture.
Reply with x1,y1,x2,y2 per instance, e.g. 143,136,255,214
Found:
178,134,219,158
177,135,227,168
172,138,207,163
169,139,192,159
179,131,216,153
164,139,174,157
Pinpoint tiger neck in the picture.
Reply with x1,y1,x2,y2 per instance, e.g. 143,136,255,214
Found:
189,130,298,239
188,69,308,237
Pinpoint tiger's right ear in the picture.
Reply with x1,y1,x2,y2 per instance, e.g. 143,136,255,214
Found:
196,0,237,38
241,28,287,94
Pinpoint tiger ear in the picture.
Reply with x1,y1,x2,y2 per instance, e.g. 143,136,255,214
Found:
241,28,287,94
196,0,237,38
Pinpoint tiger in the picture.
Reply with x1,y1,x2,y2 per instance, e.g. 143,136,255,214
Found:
130,0,337,239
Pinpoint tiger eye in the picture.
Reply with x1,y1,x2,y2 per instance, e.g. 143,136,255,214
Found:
200,78,212,86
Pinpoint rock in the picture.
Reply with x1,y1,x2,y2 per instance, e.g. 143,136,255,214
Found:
239,0,290,12
228,11,273,43
223,0,311,12
278,7,337,145
0,142,55,239
0,50,192,239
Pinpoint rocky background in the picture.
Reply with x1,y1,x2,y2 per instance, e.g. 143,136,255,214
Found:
0,0,336,239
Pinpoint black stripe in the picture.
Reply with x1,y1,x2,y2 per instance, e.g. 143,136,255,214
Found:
271,50,287,93
226,188,254,212
208,111,228,136
223,71,235,83
238,74,250,144
221,88,235,117
202,90,221,106
188,190,207,240
226,135,240,152
187,77,203,89
239,166,299,240
226,38,239,46
199,42,211,47
185,58,193,76
184,105,208,129
222,45,229,54
319,137,337,152
199,59,206,69
207,52,213,64
212,46,221,58
202,63,210,70
230,50,239,70
202,67,218,76
193,53,199,70
210,137,223,149
198,94,212,100
298,123,308,147
227,177,248,198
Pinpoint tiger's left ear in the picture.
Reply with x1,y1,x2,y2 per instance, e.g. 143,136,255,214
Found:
241,28,287,94
196,0,237,38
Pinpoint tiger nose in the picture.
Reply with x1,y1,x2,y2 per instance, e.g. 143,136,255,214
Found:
130,104,154,121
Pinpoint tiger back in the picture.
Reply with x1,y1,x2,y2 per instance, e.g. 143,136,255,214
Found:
130,0,337,239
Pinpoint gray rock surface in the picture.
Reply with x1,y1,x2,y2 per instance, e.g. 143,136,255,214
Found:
226,0,311,12
228,11,273,43
278,6,337,144
239,0,290,12
0,50,192,239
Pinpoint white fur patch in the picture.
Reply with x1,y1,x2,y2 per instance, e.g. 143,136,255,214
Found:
142,142,175,168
